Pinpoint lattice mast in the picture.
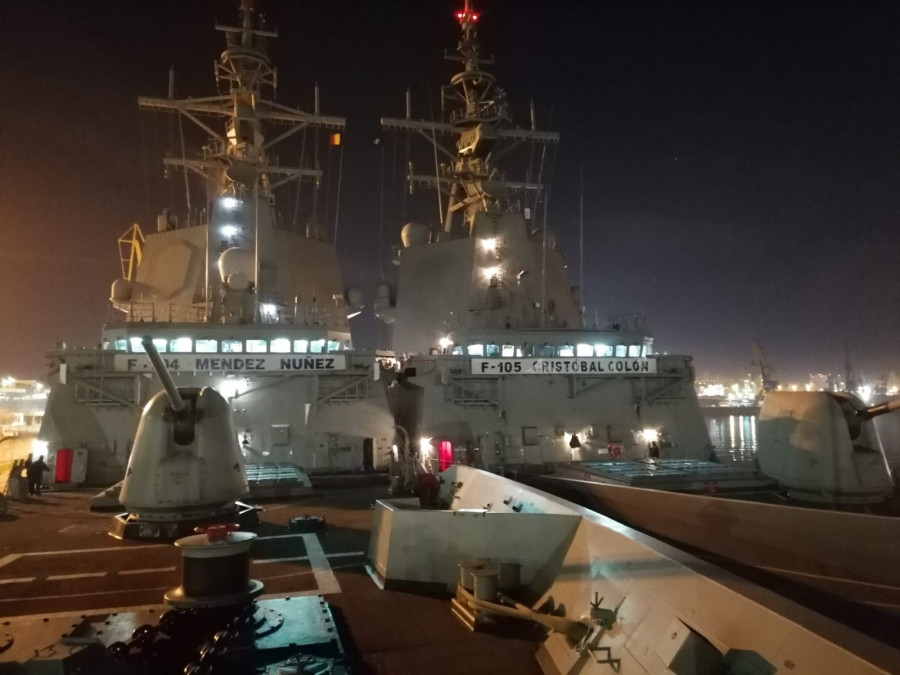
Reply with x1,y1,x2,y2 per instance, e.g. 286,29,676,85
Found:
138,0,344,207
381,1,559,236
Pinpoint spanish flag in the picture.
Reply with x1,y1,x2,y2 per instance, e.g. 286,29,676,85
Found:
329,133,341,146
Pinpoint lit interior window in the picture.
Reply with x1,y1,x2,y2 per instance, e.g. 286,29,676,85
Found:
195,339,218,353
169,337,193,353
628,345,642,357
467,343,484,356
485,344,500,357
327,340,341,353
576,343,593,357
558,344,575,357
129,337,143,352
452,345,463,355
246,340,267,353
310,339,326,353
615,345,627,357
539,345,554,357
152,338,168,353
221,340,243,353
114,339,128,351
501,344,515,357
270,338,290,353
594,343,612,357
515,347,523,357
293,340,309,353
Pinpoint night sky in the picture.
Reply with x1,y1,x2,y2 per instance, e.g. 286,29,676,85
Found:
2,0,899,383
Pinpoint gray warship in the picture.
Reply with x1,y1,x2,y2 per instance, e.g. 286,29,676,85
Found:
375,2,710,475
3,3,900,674
38,0,394,488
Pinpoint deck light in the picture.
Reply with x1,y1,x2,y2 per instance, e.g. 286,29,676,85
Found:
222,224,238,237
220,197,240,210
480,238,497,252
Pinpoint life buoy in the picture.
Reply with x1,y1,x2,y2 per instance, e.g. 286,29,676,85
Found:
607,444,623,460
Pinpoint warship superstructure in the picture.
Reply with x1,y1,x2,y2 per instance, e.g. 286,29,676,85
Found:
376,3,710,473
39,1,394,487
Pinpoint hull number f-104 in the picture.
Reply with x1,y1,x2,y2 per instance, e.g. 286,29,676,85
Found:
470,358,657,375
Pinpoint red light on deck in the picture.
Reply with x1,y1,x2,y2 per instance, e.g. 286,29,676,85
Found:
471,13,479,22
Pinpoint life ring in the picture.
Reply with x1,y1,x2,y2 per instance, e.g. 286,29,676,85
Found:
607,444,623,460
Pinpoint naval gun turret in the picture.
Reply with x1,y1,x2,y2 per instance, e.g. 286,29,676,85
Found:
112,337,256,539
757,391,899,505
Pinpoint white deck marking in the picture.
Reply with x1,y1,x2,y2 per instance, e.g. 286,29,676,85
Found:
0,586,170,604
46,572,107,581
0,554,22,568
0,577,35,585
118,567,176,576
301,533,340,595
253,550,365,565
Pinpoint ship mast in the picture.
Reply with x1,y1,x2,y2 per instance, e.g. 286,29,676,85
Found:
381,1,559,236
138,0,344,208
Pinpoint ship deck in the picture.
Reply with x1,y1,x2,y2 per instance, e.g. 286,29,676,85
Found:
0,480,543,673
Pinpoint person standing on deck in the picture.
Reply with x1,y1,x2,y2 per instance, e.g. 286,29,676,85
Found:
26,455,49,496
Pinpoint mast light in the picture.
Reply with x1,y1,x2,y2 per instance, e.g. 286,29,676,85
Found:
455,10,480,23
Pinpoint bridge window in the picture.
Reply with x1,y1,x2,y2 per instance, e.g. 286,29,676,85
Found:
293,339,309,353
310,339,326,354
594,343,613,357
221,340,243,353
576,343,593,357
628,345,642,357
538,344,554,357
195,339,217,353
169,337,193,353
129,337,143,352
151,338,167,353
270,338,291,353
501,344,515,357
615,345,627,357
327,340,341,353
114,339,128,351
558,344,575,357
247,340,267,353
486,343,500,357
452,345,463,355
467,344,484,356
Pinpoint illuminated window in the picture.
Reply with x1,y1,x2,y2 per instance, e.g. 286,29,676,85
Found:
169,337,192,353
558,345,574,357
221,340,243,353
467,343,484,356
270,338,291,353
538,345,554,357
310,339,326,354
327,340,341,353
501,344,515,357
452,345,463,355
152,338,168,353
129,337,143,352
628,345,642,357
114,339,128,351
576,343,593,357
246,340,267,353
195,339,217,353
485,343,500,357
615,345,627,357
515,347,523,357
293,340,309,353
594,343,613,357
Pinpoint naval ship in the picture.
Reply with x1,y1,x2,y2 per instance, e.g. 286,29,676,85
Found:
37,0,395,488
374,1,711,478
3,3,900,673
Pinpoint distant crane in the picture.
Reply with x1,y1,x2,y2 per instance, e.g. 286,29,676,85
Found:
751,341,778,395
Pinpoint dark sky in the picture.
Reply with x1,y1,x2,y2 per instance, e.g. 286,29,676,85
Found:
2,0,899,383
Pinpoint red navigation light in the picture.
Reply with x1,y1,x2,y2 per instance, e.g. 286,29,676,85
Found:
456,11,465,21
471,13,480,22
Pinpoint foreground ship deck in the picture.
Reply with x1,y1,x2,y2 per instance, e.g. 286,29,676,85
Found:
0,480,541,674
